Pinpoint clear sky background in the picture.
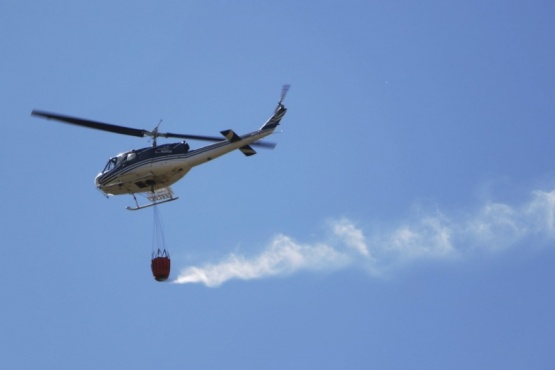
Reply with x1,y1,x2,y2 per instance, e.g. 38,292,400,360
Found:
2,1,555,369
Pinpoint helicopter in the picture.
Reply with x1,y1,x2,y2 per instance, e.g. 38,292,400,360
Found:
32,85,290,210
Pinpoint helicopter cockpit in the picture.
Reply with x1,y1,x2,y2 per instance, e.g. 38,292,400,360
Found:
102,157,118,173
102,152,137,173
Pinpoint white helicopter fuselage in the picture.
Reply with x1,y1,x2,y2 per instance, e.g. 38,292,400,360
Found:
94,108,284,196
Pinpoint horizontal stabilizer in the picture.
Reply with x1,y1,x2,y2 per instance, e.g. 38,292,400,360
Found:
239,145,256,156
220,129,241,142
220,129,256,156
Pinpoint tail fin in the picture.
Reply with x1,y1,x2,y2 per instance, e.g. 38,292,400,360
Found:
260,103,287,131
260,85,289,131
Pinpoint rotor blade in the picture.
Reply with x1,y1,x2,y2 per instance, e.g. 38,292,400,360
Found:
31,110,147,138
251,140,276,149
162,132,226,142
32,110,277,148
279,84,290,104
163,132,276,148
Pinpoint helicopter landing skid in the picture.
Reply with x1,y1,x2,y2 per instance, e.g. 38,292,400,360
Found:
126,196,179,211
126,187,178,211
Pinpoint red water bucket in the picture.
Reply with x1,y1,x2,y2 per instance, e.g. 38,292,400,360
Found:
151,249,171,282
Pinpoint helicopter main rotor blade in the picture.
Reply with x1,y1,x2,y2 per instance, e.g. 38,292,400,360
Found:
162,132,225,142
31,110,277,148
163,132,276,148
251,140,276,149
31,110,147,138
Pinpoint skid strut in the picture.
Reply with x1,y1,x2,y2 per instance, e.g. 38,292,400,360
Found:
126,187,179,211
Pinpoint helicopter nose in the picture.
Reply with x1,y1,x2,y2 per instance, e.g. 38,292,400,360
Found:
95,173,103,187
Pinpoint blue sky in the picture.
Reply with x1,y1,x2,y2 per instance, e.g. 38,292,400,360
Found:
2,1,555,369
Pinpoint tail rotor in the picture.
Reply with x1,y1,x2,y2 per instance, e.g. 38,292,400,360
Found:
279,84,290,106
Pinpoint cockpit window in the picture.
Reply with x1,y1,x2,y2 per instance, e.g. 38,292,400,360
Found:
103,152,134,173
103,157,118,173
